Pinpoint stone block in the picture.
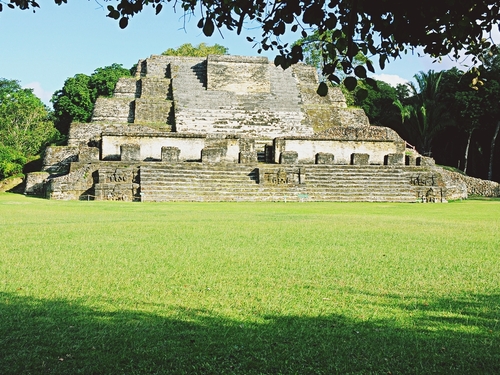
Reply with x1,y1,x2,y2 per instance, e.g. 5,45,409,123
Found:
78,147,100,162
351,153,370,165
120,144,141,161
239,151,258,164
202,147,224,163
42,146,79,174
24,172,49,196
421,156,436,166
280,151,298,164
161,146,180,162
384,153,404,165
315,152,334,164
239,138,255,152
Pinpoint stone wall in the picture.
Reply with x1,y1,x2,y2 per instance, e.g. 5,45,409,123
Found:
101,133,240,162
273,127,405,164
207,55,270,93
113,78,139,98
68,123,173,147
45,164,98,200
24,172,50,196
440,169,500,197
92,97,135,123
42,146,79,174
274,137,405,165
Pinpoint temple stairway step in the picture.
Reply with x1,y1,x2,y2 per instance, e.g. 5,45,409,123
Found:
137,164,433,202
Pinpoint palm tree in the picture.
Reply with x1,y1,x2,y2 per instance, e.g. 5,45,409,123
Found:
394,70,453,156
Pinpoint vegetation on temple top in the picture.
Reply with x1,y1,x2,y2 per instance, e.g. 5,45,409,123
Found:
162,43,228,57
51,64,132,136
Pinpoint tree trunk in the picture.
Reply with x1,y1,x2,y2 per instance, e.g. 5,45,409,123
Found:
464,130,473,175
488,121,500,181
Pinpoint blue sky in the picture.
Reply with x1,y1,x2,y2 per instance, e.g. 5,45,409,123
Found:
1,1,496,106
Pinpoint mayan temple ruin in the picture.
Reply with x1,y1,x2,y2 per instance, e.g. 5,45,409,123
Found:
25,54,468,202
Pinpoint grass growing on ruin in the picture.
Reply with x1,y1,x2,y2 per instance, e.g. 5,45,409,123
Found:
0,193,499,374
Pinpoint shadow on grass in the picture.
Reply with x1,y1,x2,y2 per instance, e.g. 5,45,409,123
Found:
0,292,498,375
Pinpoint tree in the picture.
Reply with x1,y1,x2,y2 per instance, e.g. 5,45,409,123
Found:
0,78,58,157
51,64,131,136
162,43,228,57
89,63,132,99
352,80,401,129
0,144,26,179
394,71,453,156
438,53,500,180
5,0,498,94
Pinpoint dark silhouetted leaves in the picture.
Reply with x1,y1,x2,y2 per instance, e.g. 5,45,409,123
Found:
356,88,368,101
316,82,328,97
119,17,128,29
354,65,367,78
203,17,214,36
344,76,357,91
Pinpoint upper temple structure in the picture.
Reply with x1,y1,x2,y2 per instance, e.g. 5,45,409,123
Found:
25,54,467,202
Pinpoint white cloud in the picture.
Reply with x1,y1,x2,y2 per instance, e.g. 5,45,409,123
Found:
23,82,53,106
371,74,409,87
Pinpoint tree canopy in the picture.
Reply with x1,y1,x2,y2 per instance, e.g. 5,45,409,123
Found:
0,78,58,179
4,1,499,93
51,64,131,136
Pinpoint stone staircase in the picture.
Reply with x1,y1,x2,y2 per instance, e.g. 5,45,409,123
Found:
170,59,311,136
139,163,435,202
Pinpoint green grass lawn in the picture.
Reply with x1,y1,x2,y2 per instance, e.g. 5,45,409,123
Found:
0,193,499,374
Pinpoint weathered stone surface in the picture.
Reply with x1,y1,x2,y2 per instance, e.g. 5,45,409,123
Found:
134,98,173,124
280,151,298,164
273,135,403,165
239,151,258,163
161,146,180,162
24,172,49,196
121,144,141,161
45,164,98,200
202,147,225,163
385,153,404,165
139,77,172,98
316,152,334,164
351,153,370,165
258,167,305,185
439,168,499,198
114,78,140,98
95,165,140,201
207,55,270,93
78,147,100,162
421,156,436,166
92,97,135,123
42,146,79,174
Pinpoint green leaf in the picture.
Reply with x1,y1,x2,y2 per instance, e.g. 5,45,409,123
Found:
344,76,358,91
316,82,329,97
